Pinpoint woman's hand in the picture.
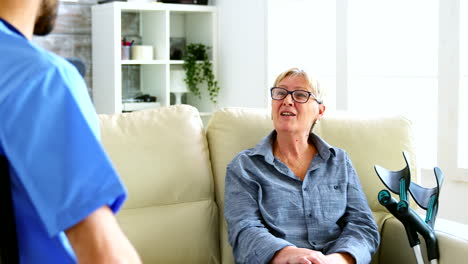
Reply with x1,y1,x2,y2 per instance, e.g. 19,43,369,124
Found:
271,247,355,264
270,246,330,264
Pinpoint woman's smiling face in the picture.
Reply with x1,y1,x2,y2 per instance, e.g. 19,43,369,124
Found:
271,75,325,136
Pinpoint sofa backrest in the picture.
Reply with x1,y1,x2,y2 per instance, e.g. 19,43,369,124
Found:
99,105,219,264
206,107,418,264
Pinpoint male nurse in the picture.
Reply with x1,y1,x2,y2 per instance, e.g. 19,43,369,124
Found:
0,0,142,263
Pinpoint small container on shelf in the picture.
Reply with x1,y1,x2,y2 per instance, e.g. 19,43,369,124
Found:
131,45,154,60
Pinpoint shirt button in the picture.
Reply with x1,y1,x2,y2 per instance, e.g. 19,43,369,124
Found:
334,185,338,189
308,213,312,217
303,187,308,191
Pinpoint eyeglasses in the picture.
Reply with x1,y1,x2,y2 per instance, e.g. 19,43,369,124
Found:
270,87,322,104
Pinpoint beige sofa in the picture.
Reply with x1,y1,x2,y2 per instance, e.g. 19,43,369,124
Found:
99,105,468,264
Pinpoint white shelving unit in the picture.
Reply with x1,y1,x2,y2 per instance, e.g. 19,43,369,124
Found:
92,2,217,114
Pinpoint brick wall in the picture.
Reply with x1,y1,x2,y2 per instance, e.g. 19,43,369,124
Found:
32,0,96,97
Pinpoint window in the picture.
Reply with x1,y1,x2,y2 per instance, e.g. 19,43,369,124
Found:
347,0,438,168
267,0,466,178
459,0,468,169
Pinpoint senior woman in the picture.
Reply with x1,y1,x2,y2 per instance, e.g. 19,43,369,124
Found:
224,68,380,264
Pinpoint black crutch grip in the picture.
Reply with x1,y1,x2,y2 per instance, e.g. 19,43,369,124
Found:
378,190,420,247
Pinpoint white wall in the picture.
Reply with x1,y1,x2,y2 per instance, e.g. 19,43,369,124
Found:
215,0,269,109
267,0,337,109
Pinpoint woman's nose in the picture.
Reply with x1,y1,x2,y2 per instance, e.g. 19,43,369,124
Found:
282,93,294,105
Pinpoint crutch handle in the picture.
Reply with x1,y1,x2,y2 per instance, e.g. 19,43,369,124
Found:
378,190,420,247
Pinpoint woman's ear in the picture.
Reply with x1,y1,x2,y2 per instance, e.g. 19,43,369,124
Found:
317,104,326,121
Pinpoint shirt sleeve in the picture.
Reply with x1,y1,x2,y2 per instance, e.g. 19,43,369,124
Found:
0,61,126,237
224,157,294,264
325,154,380,264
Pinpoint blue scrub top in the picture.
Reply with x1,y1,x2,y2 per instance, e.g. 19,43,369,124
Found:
0,19,127,263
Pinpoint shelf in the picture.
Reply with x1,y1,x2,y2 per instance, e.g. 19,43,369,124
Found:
120,60,211,65
92,2,217,114
121,60,168,65
103,2,217,12
168,60,213,65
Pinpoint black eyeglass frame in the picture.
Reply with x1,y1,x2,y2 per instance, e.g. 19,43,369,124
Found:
270,87,323,104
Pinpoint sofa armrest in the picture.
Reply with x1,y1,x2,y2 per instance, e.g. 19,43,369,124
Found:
379,216,468,264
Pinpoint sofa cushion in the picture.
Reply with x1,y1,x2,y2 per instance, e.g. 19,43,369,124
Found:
206,107,273,264
312,111,419,212
206,107,418,263
99,105,219,264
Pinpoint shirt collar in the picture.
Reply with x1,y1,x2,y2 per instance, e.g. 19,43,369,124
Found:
309,132,336,160
0,18,27,39
250,130,337,164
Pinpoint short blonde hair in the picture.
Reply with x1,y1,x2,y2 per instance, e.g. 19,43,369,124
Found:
273,68,324,104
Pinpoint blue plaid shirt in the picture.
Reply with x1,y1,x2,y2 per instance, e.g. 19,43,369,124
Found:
224,131,380,264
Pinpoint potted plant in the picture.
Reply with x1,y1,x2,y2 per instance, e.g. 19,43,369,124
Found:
182,43,220,104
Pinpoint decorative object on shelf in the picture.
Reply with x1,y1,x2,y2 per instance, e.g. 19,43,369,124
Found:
121,45,131,60
131,45,154,60
122,94,157,103
160,0,208,5
170,69,188,105
134,94,157,102
121,37,137,60
182,43,220,104
170,37,186,60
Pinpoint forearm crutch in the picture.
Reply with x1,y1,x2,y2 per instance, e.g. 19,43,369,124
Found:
375,152,443,264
